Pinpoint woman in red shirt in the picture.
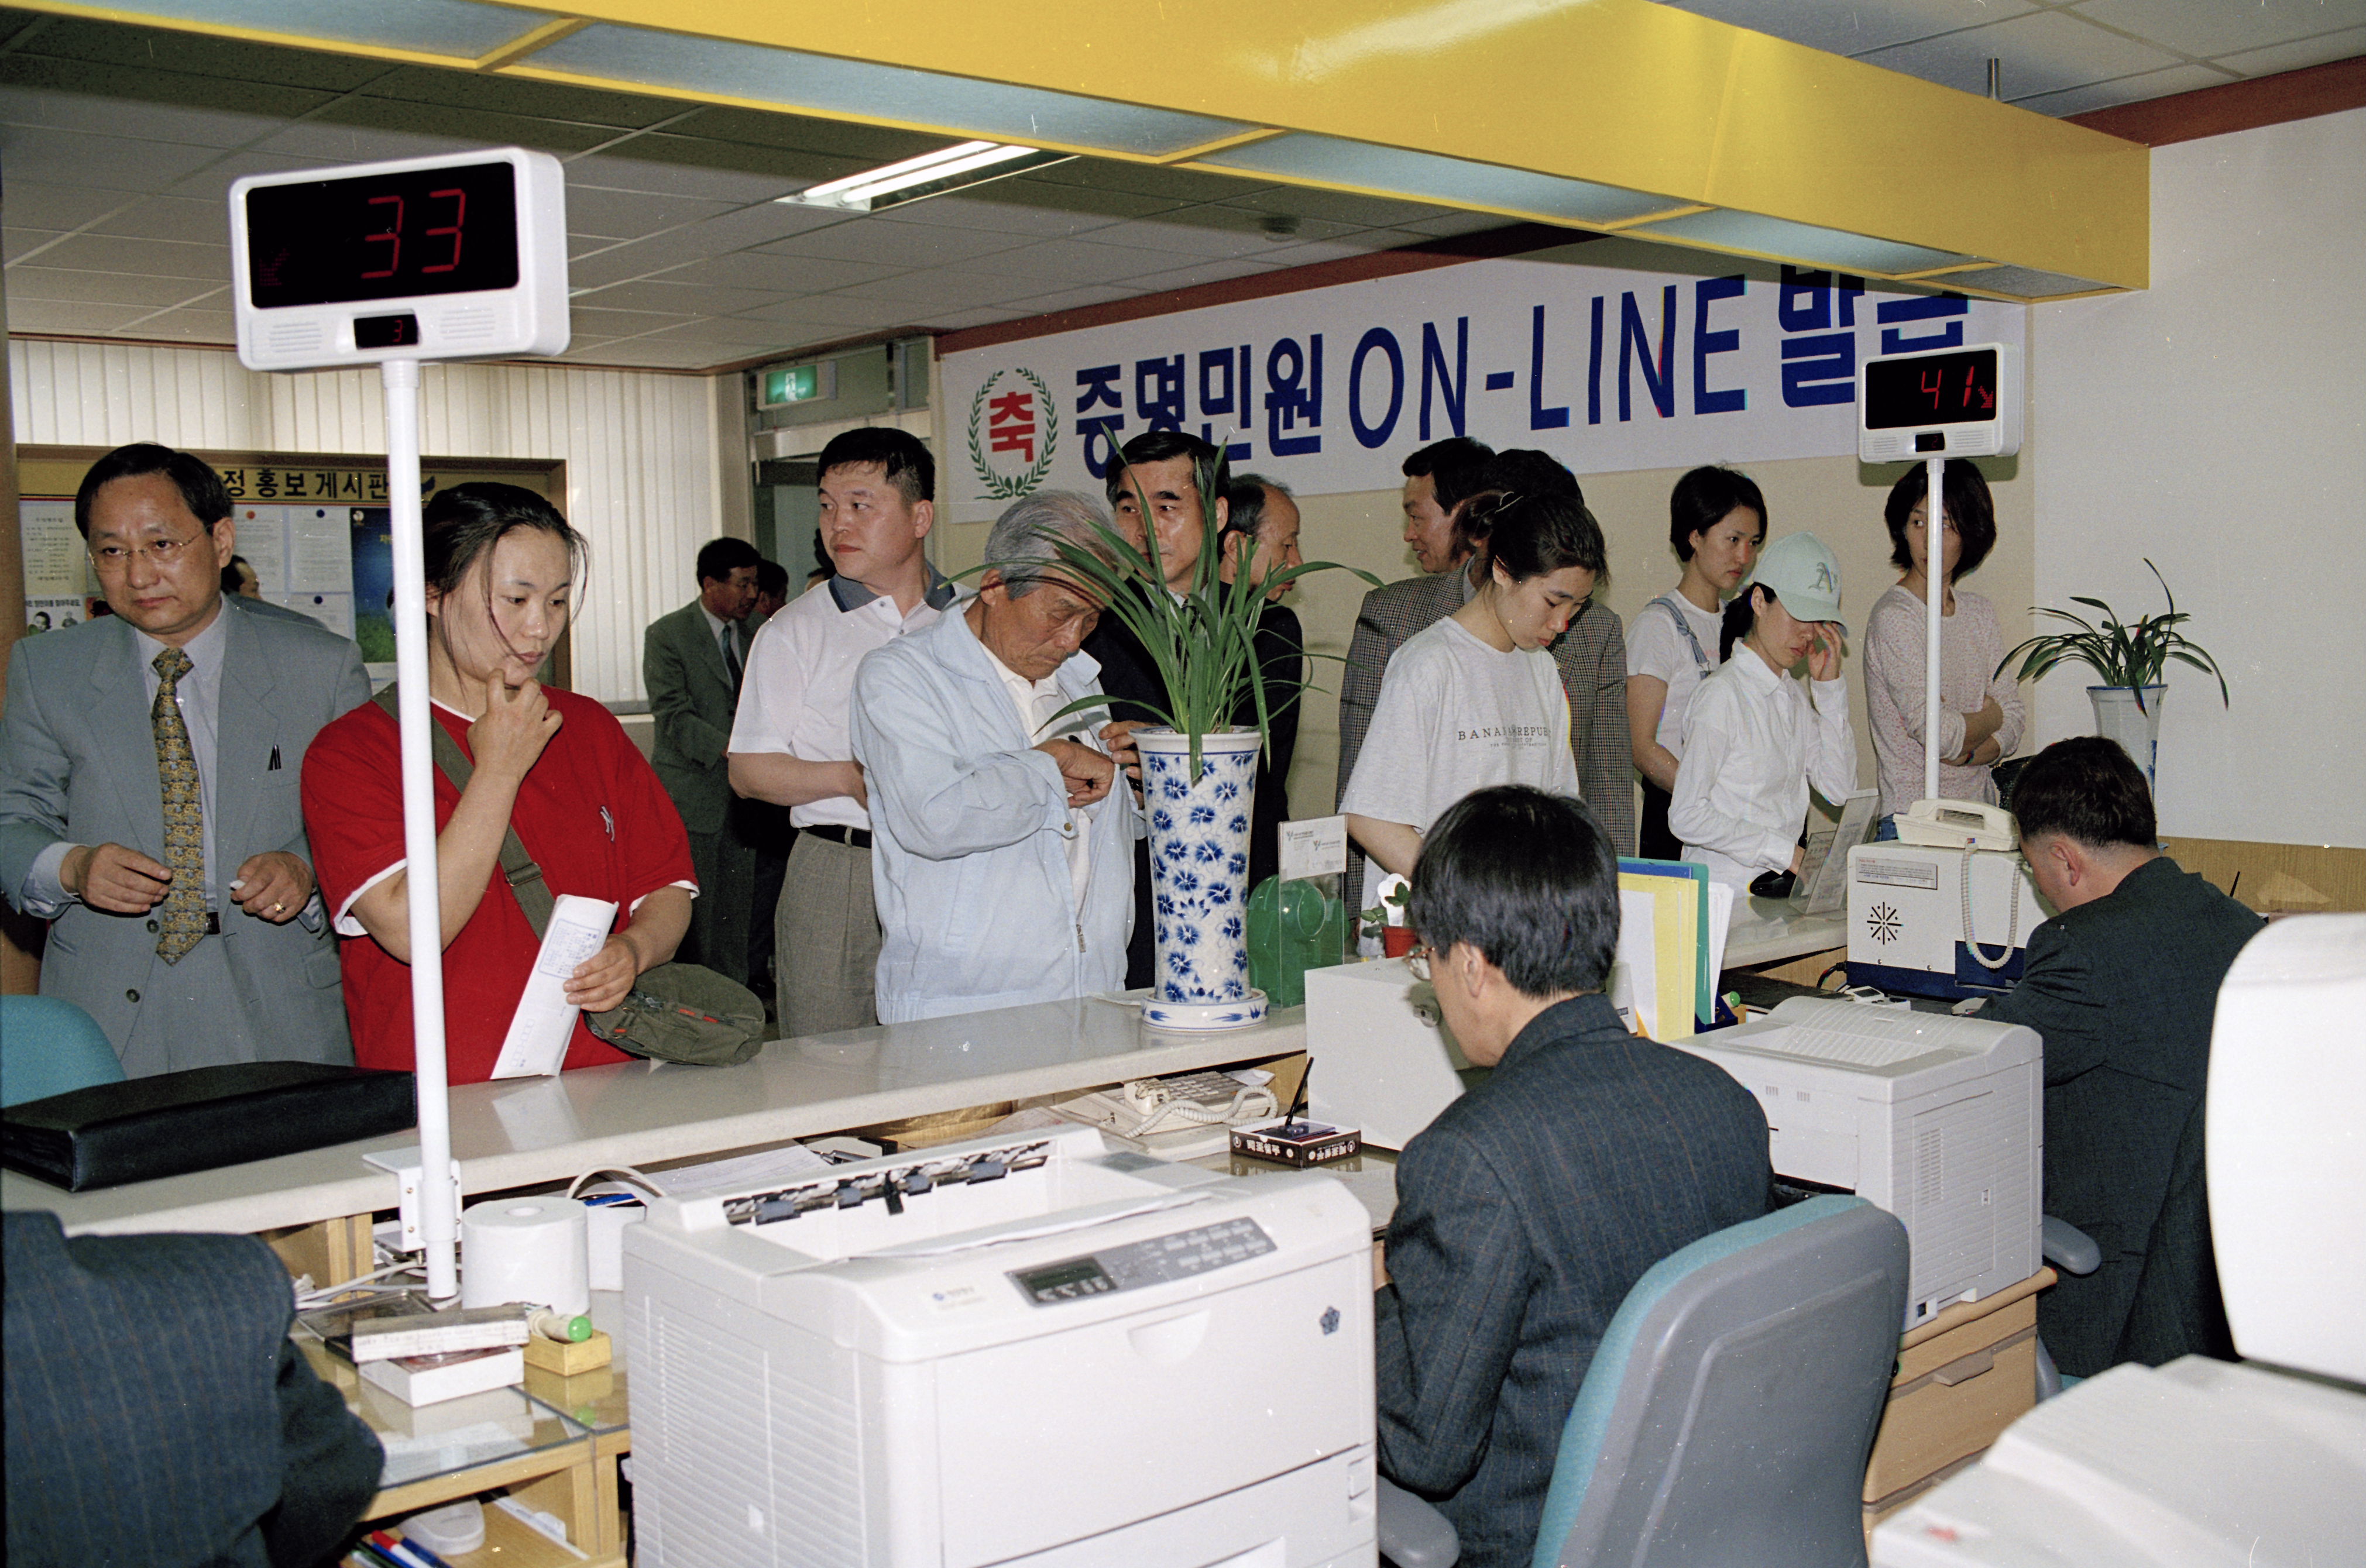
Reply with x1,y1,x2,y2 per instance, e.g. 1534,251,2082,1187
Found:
303,484,695,1082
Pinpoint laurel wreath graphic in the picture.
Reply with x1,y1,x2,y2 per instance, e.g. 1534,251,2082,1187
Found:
968,367,1059,500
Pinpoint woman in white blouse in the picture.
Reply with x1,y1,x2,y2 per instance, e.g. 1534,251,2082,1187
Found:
1626,466,1766,859
1861,460,2025,831
1669,532,1857,896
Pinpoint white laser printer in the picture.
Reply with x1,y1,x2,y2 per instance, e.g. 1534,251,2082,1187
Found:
1673,996,2041,1327
623,1125,1378,1568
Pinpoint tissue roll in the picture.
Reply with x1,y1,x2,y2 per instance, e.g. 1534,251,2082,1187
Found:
461,1195,589,1315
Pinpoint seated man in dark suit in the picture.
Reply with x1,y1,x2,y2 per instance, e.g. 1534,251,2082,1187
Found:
1375,785,1771,1568
5,1211,382,1568
1980,736,2262,1376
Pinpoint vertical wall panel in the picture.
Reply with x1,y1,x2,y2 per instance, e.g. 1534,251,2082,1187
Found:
6,339,726,702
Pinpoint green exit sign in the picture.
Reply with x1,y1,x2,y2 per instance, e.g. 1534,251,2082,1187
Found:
759,362,834,408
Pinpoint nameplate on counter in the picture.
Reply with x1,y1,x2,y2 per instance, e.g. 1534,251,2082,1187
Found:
1279,816,1348,881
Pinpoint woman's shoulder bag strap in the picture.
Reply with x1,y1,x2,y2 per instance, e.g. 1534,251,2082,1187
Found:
370,686,557,936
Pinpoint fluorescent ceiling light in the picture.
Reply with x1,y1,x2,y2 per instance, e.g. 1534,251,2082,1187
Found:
779,141,1074,212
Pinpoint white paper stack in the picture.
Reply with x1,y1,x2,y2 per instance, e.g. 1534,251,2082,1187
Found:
490,893,618,1079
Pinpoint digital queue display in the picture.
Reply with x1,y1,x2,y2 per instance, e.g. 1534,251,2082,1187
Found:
244,160,520,310
1862,346,2003,430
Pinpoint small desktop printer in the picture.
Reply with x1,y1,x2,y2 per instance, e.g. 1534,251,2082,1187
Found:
1674,996,2042,1327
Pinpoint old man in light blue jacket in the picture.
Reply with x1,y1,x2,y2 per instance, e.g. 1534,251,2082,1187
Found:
850,491,1139,1022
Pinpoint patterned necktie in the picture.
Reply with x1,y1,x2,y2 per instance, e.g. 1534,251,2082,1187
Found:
152,647,207,964
721,623,743,689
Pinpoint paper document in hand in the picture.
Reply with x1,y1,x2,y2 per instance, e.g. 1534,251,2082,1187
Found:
490,893,617,1079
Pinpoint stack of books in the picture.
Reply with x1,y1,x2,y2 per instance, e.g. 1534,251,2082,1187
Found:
300,1293,530,1407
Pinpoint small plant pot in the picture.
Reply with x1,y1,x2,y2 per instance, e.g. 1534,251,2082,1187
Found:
1381,926,1417,959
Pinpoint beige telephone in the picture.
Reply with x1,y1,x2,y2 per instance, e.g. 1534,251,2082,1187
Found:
1894,798,2018,853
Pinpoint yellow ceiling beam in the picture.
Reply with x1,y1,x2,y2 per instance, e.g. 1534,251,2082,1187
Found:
11,0,2148,290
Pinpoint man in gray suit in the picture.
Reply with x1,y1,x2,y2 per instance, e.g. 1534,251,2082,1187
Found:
645,536,762,986
0,443,370,1077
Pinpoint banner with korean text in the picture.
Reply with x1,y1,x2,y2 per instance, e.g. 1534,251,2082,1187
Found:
939,248,2024,521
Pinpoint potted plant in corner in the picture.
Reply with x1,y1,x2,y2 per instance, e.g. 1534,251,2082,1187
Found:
1005,455,1377,1031
1997,559,2228,792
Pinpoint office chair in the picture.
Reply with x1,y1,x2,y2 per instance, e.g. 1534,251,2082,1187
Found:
1,996,125,1108
1378,1194,1910,1568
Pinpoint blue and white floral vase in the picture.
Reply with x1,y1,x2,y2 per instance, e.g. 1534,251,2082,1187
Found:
1135,727,1269,1031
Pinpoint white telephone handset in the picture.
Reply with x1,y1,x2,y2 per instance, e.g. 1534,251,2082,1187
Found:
1895,798,2018,853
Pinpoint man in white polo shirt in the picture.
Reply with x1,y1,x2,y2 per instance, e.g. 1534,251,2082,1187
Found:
728,428,954,1036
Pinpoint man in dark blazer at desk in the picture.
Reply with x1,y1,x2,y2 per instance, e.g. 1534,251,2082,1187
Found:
0,443,369,1076
1375,786,1770,1568
1981,736,2262,1377
645,536,762,986
5,1211,382,1568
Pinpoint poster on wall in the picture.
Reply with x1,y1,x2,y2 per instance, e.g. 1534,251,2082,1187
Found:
18,498,92,634
229,503,356,637
938,250,2026,521
349,507,396,685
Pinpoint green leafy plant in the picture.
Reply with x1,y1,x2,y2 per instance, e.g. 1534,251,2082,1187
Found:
997,446,1379,777
1359,876,1410,941
1996,559,2228,714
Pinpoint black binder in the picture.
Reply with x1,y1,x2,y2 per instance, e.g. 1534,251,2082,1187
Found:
2,1062,416,1192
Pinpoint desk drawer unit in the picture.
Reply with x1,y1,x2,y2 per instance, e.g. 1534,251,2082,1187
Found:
1863,1285,2040,1508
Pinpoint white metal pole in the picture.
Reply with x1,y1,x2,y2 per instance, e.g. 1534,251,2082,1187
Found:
382,357,458,1300
1924,453,1945,806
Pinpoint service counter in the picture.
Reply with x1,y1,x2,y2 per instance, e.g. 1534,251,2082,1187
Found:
1,995,1308,1241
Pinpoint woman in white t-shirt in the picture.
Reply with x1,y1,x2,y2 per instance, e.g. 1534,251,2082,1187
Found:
1341,491,1599,885
1669,532,1858,896
1625,466,1766,859
1862,460,2025,830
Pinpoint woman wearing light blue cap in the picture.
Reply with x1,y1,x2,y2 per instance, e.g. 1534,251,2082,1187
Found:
1668,532,1858,898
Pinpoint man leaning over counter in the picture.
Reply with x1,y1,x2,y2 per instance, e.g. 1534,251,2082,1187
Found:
849,490,1139,1023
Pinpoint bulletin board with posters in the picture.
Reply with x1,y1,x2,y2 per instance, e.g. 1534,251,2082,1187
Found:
16,448,571,689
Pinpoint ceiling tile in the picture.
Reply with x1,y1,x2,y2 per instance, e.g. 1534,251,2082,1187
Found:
675,202,855,253
1093,209,1364,260
729,294,922,329
4,228,68,264
922,304,1031,331
970,178,1186,223
89,197,236,246
3,265,221,308
572,278,791,315
573,339,744,369
568,306,696,339
2072,0,2366,62
828,269,1038,309
122,307,236,343
1235,234,1406,268
758,220,1030,269
162,152,344,205
954,236,1197,286
1111,256,1289,294
633,316,826,346
0,83,290,147
1656,1,2043,60
1,297,152,334
304,94,618,157
27,232,229,280
995,283,1140,315
563,185,741,242
0,125,224,193
652,250,892,293
870,194,1133,239
2212,23,2366,77
0,178,132,232
1859,9,2186,98
2008,63,2237,117
568,139,827,200
11,16,383,92
245,120,487,166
